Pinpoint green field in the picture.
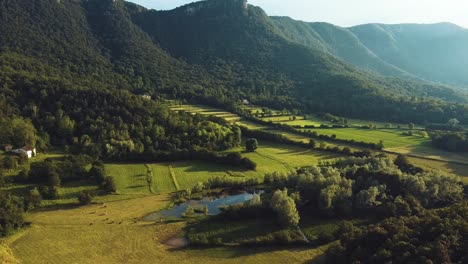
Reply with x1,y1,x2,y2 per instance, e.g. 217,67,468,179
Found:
278,119,322,127
243,141,339,172
106,163,177,194
105,141,339,194
303,128,429,149
3,195,326,264
170,104,242,122
234,120,269,130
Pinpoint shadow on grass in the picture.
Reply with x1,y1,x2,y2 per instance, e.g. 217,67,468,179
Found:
127,185,145,189
171,245,325,261
32,203,81,212
180,163,250,173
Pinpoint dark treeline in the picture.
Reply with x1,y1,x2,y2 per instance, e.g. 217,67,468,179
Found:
240,126,372,157
431,131,468,152
305,130,383,150
237,116,383,150
110,150,257,170
426,123,465,131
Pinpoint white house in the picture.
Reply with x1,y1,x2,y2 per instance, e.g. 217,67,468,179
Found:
11,146,37,159
242,99,250,105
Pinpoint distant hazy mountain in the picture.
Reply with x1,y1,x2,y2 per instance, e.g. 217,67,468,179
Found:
350,23,468,88
272,17,468,88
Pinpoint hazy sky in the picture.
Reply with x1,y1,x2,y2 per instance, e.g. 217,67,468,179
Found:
127,0,468,28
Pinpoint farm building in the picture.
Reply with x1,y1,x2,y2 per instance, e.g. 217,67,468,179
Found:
11,146,37,159
141,95,152,100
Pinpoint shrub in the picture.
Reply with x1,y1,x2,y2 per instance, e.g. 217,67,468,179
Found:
39,186,59,199
26,187,42,209
89,164,106,184
78,190,94,205
0,193,25,237
245,138,258,152
101,176,116,193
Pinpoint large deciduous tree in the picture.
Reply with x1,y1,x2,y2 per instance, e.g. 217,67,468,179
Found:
270,189,299,227
245,138,258,152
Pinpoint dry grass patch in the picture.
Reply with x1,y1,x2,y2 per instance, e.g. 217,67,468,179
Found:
7,194,326,264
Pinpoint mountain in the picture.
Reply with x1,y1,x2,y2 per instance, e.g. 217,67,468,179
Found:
272,17,468,89
0,0,467,125
350,23,468,88
271,17,412,79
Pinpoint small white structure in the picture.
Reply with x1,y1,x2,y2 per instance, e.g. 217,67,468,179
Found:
242,99,250,105
11,146,37,159
141,95,152,100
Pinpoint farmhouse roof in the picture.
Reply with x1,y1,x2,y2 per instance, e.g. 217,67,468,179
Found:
21,146,35,151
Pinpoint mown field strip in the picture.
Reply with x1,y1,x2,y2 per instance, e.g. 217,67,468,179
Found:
303,128,427,149
105,164,150,194
168,165,180,191
255,149,292,171
149,164,176,193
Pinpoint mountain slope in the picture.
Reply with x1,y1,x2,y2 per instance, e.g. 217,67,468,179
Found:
271,15,468,89
271,17,412,78
128,0,467,122
0,0,467,124
350,23,468,88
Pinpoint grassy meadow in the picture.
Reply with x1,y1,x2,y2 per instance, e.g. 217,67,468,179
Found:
302,128,429,149
170,104,242,122
170,103,467,171
105,140,340,195
2,195,326,264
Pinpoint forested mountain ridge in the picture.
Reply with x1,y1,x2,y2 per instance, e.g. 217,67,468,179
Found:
0,0,467,125
350,23,468,88
0,0,242,158
272,17,468,89
271,17,412,79
127,0,468,123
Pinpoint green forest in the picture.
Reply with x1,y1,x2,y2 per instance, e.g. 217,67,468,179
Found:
0,0,467,263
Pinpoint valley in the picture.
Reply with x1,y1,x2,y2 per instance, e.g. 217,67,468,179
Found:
0,0,467,263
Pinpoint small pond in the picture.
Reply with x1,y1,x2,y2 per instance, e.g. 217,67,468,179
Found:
144,190,264,220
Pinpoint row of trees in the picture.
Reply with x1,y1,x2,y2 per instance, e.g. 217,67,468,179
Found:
237,116,384,150
431,131,468,152
240,126,373,157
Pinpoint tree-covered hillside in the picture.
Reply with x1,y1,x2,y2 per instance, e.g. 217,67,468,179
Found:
0,0,467,125
271,17,411,78
350,23,468,88
271,16,468,89
128,0,468,123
